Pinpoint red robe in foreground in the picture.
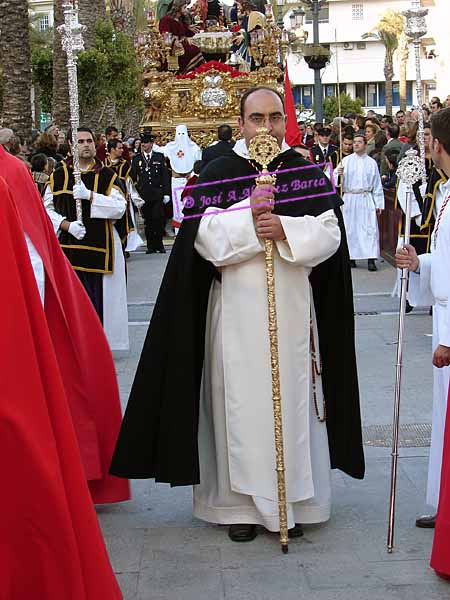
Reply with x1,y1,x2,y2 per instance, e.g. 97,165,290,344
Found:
0,144,129,504
0,176,122,599
431,385,450,578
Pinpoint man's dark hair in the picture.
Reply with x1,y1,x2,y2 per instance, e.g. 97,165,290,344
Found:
239,86,285,118
105,126,119,137
343,132,354,142
107,138,123,153
218,124,233,142
431,107,450,154
382,115,394,124
67,126,95,144
193,160,203,174
385,147,400,169
387,124,400,139
354,134,367,144
30,153,48,173
396,110,405,116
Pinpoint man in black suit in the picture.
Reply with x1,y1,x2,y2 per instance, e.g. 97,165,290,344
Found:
309,127,338,167
131,133,171,254
202,124,235,167
298,121,314,148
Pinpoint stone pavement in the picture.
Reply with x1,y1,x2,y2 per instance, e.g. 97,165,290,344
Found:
101,251,449,600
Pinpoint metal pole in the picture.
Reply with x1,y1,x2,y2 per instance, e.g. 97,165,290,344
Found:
387,149,422,553
312,0,323,123
403,0,428,184
58,0,86,222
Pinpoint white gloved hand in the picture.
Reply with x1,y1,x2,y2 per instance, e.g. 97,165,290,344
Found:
68,220,87,240
134,197,145,209
73,181,91,200
163,195,171,205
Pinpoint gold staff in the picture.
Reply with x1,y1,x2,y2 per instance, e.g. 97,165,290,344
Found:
248,128,289,554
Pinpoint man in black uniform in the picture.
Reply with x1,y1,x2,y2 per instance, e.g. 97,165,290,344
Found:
131,133,171,254
310,127,338,168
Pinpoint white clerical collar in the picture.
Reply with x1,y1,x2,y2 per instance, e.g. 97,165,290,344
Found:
233,138,290,159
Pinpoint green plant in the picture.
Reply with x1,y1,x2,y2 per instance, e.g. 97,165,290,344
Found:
323,93,364,121
77,19,141,115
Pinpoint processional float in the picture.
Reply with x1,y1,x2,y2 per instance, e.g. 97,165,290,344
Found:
58,0,86,222
387,0,429,554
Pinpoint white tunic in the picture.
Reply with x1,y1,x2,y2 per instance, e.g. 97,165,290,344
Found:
192,199,341,529
125,178,144,252
341,153,384,260
43,185,129,356
408,177,450,509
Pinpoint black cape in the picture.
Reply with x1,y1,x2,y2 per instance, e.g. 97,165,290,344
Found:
110,149,365,484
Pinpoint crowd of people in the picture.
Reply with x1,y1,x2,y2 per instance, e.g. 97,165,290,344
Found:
2,84,450,597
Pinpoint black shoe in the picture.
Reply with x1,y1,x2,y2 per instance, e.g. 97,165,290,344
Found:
157,247,167,254
368,259,377,272
415,514,436,529
228,524,258,542
350,260,357,268
146,248,156,254
405,300,414,314
288,524,304,538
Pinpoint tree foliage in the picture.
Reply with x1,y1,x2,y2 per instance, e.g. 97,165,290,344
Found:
323,93,364,122
77,19,141,117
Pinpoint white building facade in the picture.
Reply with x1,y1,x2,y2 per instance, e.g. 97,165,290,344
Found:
28,0,54,31
286,0,442,114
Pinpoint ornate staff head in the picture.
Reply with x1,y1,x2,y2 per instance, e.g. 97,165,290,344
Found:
247,127,281,186
403,0,429,184
397,147,423,188
58,0,87,222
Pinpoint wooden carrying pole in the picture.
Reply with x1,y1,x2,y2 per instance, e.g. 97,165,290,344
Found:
248,128,289,553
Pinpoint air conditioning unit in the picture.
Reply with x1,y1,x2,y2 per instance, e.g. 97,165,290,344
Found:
343,42,354,50
356,41,367,50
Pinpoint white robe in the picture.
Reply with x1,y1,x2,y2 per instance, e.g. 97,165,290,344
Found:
341,153,384,260
125,178,144,252
192,199,341,529
408,178,450,510
43,185,129,356
171,175,188,229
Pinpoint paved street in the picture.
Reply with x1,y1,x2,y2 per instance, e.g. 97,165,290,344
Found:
99,248,449,600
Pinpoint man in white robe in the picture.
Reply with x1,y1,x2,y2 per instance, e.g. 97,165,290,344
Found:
192,88,341,540
339,134,384,271
44,128,129,356
396,107,450,528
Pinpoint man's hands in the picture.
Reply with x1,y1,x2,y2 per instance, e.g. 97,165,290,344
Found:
73,181,91,201
395,244,420,272
68,220,86,240
433,345,450,368
250,184,275,218
250,184,285,240
255,213,286,241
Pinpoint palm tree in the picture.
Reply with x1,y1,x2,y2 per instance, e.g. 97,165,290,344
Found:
52,0,71,131
80,0,107,48
0,0,33,139
363,10,405,116
398,33,409,112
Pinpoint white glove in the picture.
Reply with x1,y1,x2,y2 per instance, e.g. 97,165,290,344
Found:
73,182,91,201
68,220,87,240
133,197,145,209
163,195,171,205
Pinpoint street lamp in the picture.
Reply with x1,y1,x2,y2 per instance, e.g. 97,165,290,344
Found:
300,0,329,123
